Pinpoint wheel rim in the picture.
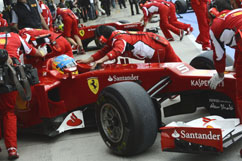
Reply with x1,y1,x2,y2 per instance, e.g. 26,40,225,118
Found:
100,103,124,143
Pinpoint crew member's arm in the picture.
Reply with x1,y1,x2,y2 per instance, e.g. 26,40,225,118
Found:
11,10,18,29
208,29,227,89
19,36,46,57
76,45,112,64
94,39,126,64
40,14,49,30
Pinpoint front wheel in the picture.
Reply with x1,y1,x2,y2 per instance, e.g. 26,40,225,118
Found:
96,82,158,156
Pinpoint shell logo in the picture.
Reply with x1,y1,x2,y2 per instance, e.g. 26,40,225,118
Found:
206,125,214,128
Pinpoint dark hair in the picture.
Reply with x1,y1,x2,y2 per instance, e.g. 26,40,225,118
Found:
211,0,232,12
0,26,19,33
95,25,116,39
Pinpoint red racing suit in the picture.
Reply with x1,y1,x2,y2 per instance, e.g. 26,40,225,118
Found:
92,31,181,63
0,32,37,149
56,8,79,38
39,0,53,31
235,0,242,8
210,9,242,122
141,2,180,39
151,0,191,32
19,28,73,72
191,0,210,47
0,15,8,27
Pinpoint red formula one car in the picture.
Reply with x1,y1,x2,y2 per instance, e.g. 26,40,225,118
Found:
55,20,145,51
14,45,241,156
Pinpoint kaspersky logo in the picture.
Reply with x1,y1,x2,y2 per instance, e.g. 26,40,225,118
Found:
171,129,221,140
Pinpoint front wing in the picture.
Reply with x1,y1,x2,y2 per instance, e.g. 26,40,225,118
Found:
160,116,242,153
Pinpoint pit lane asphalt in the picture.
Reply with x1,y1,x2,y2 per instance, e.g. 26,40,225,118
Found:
0,4,241,161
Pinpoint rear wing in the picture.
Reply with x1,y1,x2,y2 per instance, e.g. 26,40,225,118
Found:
160,116,242,153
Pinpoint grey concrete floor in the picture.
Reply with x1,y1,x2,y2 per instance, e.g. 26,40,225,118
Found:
0,4,241,161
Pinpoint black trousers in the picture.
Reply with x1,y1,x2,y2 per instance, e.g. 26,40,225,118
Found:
101,0,111,16
129,0,140,15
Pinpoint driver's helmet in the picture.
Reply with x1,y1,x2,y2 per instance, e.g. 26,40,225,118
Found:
52,54,78,74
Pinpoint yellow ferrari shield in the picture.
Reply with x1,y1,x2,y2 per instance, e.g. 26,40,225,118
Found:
79,30,85,37
88,77,99,94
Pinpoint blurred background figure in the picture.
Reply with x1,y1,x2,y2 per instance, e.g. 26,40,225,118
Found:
11,0,49,30
58,0,67,8
190,0,211,50
38,0,54,31
111,0,116,8
128,0,140,15
88,0,97,20
101,0,111,16
96,0,106,16
118,0,126,9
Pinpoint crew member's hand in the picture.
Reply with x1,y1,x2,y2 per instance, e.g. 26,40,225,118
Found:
76,56,94,64
38,45,48,57
76,59,90,64
225,66,235,72
208,73,224,90
7,56,13,65
91,61,103,70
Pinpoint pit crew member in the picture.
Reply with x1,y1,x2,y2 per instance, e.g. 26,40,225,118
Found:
0,13,8,27
151,0,193,35
0,27,46,160
38,0,54,31
19,28,74,58
11,0,49,30
190,0,211,50
56,7,85,55
207,8,242,122
139,1,184,41
77,25,182,68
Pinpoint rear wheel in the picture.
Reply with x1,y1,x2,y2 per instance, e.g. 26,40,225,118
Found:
96,82,158,156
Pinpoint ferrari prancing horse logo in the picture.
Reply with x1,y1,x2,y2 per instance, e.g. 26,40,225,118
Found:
87,77,99,94
79,30,85,37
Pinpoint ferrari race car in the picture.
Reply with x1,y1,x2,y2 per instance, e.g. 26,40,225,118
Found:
14,45,242,157
55,20,145,51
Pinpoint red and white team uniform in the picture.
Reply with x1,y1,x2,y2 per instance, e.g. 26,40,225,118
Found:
235,0,242,8
191,0,211,49
92,31,181,63
56,8,79,38
141,2,181,40
19,28,73,58
19,28,73,72
210,8,242,122
0,32,37,150
39,0,53,31
151,0,192,33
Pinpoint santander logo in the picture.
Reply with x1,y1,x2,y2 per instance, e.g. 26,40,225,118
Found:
67,113,82,126
171,129,221,141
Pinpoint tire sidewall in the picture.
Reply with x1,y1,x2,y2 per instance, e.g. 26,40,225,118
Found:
96,90,136,155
